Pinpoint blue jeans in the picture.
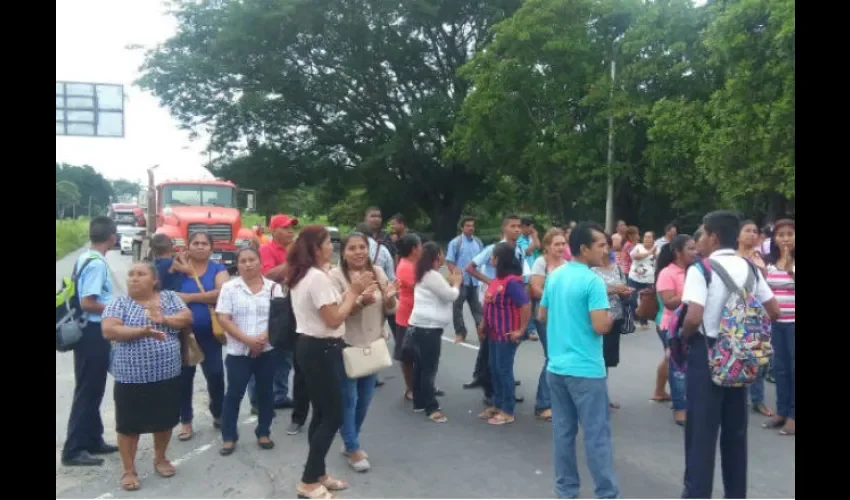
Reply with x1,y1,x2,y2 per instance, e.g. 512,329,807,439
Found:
772,322,795,419
180,327,225,424
339,373,378,453
669,360,687,411
525,300,538,336
248,348,293,407
489,339,518,416
749,374,765,405
221,351,276,442
547,372,619,499
534,318,551,412
627,279,651,325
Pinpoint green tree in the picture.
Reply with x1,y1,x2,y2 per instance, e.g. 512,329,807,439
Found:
138,0,523,240
55,163,114,216
111,179,141,201
56,180,81,218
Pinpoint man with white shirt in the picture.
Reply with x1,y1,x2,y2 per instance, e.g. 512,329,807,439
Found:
654,222,678,251
680,210,779,499
463,214,531,403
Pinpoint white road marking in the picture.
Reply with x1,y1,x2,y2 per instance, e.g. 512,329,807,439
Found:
441,336,480,351
93,416,258,499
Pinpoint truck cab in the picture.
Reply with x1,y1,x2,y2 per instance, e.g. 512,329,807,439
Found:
133,164,256,274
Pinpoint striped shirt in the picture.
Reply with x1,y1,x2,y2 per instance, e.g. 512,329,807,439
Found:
765,264,795,323
483,275,529,342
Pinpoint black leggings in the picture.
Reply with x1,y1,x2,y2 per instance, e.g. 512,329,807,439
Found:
296,335,345,484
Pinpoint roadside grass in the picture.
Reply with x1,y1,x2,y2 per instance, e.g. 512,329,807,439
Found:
56,218,89,260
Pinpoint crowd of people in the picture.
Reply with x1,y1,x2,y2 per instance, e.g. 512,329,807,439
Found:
58,206,794,499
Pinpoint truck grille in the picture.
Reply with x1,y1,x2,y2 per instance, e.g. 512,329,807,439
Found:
187,223,233,242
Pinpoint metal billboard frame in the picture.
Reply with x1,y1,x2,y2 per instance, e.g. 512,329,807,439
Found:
56,81,125,138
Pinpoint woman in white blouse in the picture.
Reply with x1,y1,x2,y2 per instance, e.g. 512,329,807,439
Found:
215,248,282,456
408,242,462,423
329,233,397,472
284,226,374,499
628,230,657,326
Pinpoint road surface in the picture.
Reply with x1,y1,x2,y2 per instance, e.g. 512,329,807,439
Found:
56,249,795,498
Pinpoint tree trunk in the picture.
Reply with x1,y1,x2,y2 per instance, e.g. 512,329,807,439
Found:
430,194,465,243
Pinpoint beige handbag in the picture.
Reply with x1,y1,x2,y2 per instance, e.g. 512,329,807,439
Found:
343,338,393,378
181,331,205,367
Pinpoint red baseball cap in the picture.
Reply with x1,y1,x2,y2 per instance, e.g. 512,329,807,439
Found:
269,214,298,230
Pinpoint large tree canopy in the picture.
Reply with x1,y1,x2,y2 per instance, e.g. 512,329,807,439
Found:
138,0,794,236
138,0,522,239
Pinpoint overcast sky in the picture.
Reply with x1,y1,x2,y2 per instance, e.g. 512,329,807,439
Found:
56,0,209,183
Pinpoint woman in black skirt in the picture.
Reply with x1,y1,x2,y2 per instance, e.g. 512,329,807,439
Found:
102,262,192,491
592,234,633,409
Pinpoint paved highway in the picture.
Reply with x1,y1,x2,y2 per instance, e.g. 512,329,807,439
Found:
56,249,795,498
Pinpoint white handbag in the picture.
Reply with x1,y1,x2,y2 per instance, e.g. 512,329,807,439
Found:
343,338,393,378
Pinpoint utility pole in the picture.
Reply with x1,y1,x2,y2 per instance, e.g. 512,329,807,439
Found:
604,58,616,234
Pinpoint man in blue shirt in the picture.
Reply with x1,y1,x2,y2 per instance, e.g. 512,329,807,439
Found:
539,222,619,498
445,216,484,343
463,214,531,402
62,216,118,466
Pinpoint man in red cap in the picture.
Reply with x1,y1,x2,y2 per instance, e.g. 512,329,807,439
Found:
260,214,298,283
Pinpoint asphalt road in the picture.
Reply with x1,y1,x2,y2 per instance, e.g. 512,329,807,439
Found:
56,249,795,498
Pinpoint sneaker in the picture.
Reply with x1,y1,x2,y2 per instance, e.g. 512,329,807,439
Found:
286,422,303,435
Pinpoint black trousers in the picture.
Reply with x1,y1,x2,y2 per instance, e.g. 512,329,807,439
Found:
296,335,345,484
411,327,442,414
62,321,111,460
473,336,493,398
683,335,748,498
290,336,310,426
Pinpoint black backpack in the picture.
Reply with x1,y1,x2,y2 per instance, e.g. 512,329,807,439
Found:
268,283,298,351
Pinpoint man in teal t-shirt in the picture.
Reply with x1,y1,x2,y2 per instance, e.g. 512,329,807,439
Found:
539,222,619,499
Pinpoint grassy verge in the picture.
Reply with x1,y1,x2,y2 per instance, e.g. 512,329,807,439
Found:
56,218,89,260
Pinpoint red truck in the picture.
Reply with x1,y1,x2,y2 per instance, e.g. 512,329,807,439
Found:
132,164,256,274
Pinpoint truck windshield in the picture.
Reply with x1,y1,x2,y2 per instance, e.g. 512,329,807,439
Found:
161,184,236,208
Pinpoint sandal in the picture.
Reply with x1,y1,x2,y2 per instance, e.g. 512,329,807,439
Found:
778,426,795,436
762,417,786,430
320,476,349,491
535,409,552,421
428,411,448,423
177,424,193,441
297,484,334,499
153,459,176,478
609,402,621,410
120,471,141,491
752,403,774,417
478,407,498,419
404,390,413,401
487,413,515,425
650,394,672,402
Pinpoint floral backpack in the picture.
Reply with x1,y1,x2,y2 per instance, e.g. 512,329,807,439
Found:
697,258,773,387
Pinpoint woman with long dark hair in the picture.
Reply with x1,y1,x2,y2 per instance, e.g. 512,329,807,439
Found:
408,242,462,423
171,231,229,442
762,218,795,436
478,242,529,425
284,225,375,499
654,234,696,425
393,233,423,401
328,232,397,471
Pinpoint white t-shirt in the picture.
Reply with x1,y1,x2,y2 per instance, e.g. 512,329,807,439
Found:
291,267,345,339
681,249,775,338
409,269,460,328
628,244,656,283
215,276,283,356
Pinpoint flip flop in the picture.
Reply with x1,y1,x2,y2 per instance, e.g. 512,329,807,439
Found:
121,471,141,491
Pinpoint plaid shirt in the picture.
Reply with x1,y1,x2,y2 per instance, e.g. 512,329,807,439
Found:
215,276,284,356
